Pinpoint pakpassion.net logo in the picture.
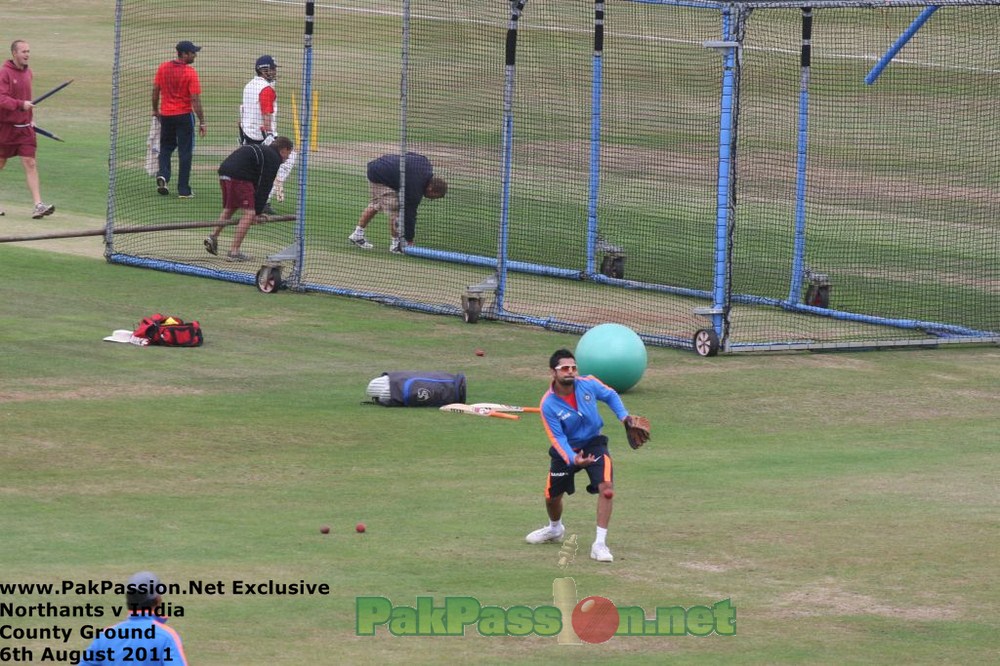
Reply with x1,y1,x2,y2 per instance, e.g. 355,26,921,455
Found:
356,586,735,643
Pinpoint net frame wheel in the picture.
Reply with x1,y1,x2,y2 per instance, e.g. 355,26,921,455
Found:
600,255,625,279
805,284,831,308
256,265,282,294
462,295,482,324
693,328,720,357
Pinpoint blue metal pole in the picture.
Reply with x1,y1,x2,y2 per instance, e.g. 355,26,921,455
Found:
586,0,605,275
292,0,315,287
865,6,938,85
788,7,813,303
498,0,529,312
711,10,740,339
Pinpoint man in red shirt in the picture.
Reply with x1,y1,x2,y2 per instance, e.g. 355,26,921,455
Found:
152,41,206,198
0,40,55,219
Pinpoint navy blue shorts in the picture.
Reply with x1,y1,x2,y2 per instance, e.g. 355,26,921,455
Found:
545,435,613,498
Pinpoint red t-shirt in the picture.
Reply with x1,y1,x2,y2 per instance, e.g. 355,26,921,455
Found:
154,59,201,116
258,85,276,115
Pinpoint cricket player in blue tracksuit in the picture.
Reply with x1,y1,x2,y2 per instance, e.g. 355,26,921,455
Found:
80,571,188,665
525,348,632,563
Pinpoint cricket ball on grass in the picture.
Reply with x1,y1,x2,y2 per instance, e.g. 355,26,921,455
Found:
320,525,330,534
356,522,366,533
474,348,485,357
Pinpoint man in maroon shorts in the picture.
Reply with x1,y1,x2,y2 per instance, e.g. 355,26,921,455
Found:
204,136,293,262
0,40,55,219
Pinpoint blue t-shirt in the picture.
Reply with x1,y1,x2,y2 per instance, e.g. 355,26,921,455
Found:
81,614,188,665
540,375,628,464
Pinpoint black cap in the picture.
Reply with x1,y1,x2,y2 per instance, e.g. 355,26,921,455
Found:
126,571,161,609
176,41,202,54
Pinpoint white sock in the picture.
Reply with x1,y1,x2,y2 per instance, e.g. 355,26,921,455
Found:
550,519,563,530
354,226,364,235
595,526,608,545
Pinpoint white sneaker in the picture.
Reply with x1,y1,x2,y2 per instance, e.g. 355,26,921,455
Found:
389,238,404,254
348,232,373,250
590,542,614,562
525,524,565,544
31,202,55,219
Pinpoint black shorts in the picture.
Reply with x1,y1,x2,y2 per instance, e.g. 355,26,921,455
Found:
238,125,265,146
545,435,613,499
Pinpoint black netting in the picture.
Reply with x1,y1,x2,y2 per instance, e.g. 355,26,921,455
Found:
110,0,999,353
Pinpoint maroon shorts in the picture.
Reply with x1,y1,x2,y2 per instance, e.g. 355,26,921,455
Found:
219,177,256,210
0,124,36,158
0,144,36,159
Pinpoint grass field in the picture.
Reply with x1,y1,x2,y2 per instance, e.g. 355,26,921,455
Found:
2,1,999,664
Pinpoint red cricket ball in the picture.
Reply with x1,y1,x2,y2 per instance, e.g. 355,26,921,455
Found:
320,525,330,534
572,595,620,644
474,348,485,356
356,522,366,533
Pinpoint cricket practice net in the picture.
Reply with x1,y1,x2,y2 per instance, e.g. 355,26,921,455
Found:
108,0,999,354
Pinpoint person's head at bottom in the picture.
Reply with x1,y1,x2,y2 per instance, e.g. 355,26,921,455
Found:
126,570,162,613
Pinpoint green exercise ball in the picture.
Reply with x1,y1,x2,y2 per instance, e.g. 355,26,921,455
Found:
574,323,648,393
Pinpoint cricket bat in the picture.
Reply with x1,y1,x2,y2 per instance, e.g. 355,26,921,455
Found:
470,402,541,414
439,403,520,420
145,116,161,177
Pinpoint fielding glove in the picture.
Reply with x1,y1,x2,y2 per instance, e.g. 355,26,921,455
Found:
623,415,651,449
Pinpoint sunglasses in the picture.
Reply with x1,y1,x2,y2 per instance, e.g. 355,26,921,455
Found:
554,364,577,372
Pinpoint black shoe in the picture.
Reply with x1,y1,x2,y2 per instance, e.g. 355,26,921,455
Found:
156,176,168,195
262,203,276,216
